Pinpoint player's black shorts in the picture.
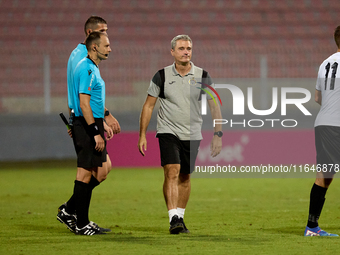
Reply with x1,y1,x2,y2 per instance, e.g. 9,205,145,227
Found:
315,125,340,176
156,133,201,174
72,117,107,169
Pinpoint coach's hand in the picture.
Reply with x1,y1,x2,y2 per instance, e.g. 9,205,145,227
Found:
67,129,73,138
138,136,147,156
94,134,105,152
210,136,222,157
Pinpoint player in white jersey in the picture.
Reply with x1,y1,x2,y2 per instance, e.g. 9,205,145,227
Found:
304,26,340,237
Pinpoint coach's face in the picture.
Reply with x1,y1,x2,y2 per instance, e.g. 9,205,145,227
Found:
171,40,192,65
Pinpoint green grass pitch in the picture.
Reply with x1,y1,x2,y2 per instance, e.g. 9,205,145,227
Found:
1,161,340,255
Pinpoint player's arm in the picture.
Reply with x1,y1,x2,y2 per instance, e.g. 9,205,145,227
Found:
315,89,322,105
79,93,105,152
104,107,121,134
138,95,157,156
207,98,222,157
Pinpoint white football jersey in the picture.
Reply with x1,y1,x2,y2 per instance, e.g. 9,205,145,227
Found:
315,52,340,127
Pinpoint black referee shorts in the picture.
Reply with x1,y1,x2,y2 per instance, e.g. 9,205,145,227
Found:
315,125,340,176
72,117,107,169
157,133,200,174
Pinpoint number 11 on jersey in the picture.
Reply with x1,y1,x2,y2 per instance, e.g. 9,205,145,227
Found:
324,62,338,90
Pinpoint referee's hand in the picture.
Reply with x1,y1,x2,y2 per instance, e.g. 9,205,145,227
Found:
94,134,105,152
67,129,73,138
105,114,121,134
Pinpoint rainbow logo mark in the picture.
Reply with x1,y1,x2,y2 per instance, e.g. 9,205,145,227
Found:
196,82,222,106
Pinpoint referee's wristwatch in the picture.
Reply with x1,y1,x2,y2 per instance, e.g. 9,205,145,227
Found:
104,110,110,117
214,131,223,137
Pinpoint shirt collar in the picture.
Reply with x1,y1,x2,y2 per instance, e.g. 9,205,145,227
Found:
87,55,99,68
171,61,195,76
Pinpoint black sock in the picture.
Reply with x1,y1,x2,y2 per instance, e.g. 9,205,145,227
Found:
74,180,92,229
65,195,76,214
66,176,100,215
89,175,100,190
307,183,328,228
86,176,100,214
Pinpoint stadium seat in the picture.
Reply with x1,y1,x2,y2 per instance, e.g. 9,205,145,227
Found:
189,12,211,24
264,12,282,24
241,26,256,37
308,0,325,9
229,12,248,24
320,11,335,25
258,26,273,38
290,0,309,10
0,1,16,8
282,12,299,23
291,26,309,37
327,0,340,9
223,26,238,38
273,1,291,10
247,12,263,24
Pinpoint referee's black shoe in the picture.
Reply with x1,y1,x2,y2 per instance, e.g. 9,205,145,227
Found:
91,221,111,232
57,203,77,233
75,222,106,236
169,215,184,234
179,218,190,233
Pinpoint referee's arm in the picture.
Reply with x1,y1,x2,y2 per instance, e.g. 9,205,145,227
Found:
80,93,105,152
315,89,322,105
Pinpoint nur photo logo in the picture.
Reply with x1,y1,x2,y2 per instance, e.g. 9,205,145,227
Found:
199,83,312,128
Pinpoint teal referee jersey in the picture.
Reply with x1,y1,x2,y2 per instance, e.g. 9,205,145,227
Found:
72,56,105,118
67,43,87,110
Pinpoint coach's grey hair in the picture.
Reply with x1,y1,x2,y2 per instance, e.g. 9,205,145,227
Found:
171,35,192,49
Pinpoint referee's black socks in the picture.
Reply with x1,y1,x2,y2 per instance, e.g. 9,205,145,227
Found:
307,183,328,228
86,176,100,213
65,176,100,215
89,175,100,189
74,180,92,229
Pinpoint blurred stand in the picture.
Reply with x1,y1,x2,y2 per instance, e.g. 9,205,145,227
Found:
0,0,336,162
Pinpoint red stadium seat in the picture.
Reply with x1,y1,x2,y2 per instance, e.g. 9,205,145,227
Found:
282,12,299,23
247,12,263,24
308,0,325,9
258,26,273,38
264,12,282,24
241,26,256,37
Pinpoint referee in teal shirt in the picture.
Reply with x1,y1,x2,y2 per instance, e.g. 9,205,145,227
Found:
68,32,112,235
